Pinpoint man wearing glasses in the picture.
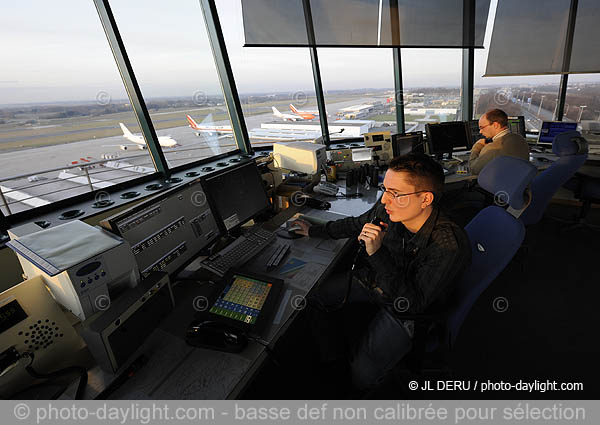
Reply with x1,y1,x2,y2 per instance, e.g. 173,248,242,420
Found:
469,108,529,175
292,153,471,393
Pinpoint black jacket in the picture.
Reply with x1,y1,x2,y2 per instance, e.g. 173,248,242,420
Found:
309,204,471,313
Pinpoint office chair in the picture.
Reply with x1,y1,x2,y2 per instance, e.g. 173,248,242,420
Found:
390,156,537,378
519,131,588,227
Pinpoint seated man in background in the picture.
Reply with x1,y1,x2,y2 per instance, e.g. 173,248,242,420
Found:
469,108,529,175
293,153,471,393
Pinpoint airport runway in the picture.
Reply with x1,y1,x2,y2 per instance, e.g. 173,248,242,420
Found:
0,95,390,215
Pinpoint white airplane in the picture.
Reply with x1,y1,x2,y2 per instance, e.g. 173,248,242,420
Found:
272,106,304,121
289,104,319,118
186,114,322,142
186,115,232,137
117,123,178,150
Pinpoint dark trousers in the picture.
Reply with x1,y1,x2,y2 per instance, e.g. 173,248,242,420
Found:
308,271,412,391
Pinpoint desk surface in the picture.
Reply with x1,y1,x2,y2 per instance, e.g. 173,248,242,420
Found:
65,193,374,400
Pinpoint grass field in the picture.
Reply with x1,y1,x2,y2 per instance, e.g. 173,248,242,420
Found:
0,95,361,152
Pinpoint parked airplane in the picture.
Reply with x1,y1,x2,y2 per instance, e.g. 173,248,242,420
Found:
289,104,316,120
272,106,305,121
113,123,178,150
186,115,232,137
186,114,322,142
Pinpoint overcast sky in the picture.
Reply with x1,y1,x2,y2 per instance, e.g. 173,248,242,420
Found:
1,0,598,105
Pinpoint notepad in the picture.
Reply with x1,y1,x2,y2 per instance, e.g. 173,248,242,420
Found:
279,257,307,275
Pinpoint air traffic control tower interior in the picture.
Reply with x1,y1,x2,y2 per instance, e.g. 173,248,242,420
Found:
0,0,600,401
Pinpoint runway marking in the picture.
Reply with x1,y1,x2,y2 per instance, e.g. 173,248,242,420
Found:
0,184,50,208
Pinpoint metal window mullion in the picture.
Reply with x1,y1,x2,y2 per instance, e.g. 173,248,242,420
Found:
393,48,406,133
200,0,251,154
555,0,579,121
390,0,405,133
461,0,475,121
93,0,169,175
302,0,330,145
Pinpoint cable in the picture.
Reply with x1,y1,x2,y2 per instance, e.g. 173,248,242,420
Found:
246,336,281,368
336,192,364,199
21,352,88,400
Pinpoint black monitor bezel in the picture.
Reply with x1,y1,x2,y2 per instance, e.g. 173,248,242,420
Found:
425,121,471,158
392,131,424,156
201,269,284,336
507,115,526,138
200,160,271,235
537,121,578,146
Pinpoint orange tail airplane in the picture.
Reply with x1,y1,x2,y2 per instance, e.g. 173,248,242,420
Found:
289,104,316,120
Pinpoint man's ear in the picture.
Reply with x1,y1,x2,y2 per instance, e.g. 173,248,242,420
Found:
422,192,435,208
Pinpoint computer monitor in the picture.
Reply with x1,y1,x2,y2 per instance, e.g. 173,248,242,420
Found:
425,122,471,158
538,121,578,145
100,179,221,279
391,131,424,156
202,161,271,233
468,120,484,145
508,116,526,137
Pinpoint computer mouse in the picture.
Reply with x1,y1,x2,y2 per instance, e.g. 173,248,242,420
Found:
185,320,248,353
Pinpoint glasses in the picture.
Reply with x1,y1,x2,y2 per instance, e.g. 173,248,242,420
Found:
479,123,492,130
378,184,429,206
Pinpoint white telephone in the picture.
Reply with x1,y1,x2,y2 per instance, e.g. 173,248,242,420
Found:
313,181,339,196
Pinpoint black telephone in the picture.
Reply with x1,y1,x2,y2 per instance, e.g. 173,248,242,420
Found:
484,137,493,144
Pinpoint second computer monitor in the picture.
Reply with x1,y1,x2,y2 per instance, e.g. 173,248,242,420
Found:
391,131,424,157
538,121,578,145
508,116,526,137
425,122,471,158
202,161,271,232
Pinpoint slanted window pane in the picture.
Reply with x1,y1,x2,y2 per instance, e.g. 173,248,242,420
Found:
110,0,238,169
217,0,321,148
0,0,154,216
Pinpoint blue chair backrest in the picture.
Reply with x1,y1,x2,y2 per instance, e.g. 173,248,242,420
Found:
444,206,525,347
520,131,588,226
440,156,535,348
478,156,538,210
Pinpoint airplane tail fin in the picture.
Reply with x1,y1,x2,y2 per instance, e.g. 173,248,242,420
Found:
290,104,299,114
272,107,281,116
186,115,199,129
119,123,133,137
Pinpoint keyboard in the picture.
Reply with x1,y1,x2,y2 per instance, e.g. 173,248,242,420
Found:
200,227,275,276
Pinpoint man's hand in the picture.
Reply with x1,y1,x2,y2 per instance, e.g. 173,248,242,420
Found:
291,219,311,236
358,221,388,256
472,138,487,152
